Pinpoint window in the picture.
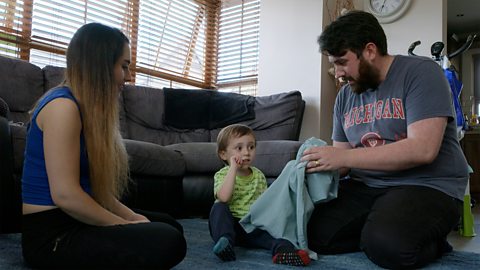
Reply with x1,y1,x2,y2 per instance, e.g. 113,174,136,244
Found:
0,0,29,59
135,0,217,89
0,0,260,95
217,0,259,95
30,0,133,67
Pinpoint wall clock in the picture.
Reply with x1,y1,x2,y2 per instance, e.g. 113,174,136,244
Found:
365,0,412,24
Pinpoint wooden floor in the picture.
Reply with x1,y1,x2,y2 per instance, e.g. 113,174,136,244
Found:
447,194,480,253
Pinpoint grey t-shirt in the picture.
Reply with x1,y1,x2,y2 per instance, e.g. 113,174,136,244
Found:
332,55,469,200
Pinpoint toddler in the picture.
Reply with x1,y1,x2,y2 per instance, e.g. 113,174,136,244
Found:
208,124,310,266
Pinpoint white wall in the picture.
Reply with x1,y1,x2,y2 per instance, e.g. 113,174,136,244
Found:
258,0,446,142
380,0,447,56
462,48,480,114
258,0,324,141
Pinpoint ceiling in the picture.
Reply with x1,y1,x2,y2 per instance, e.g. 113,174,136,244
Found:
447,0,480,37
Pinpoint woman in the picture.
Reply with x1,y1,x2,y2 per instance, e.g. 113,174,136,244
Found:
21,23,186,269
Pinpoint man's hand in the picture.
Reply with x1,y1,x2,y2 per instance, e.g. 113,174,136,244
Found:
301,146,347,173
301,117,448,173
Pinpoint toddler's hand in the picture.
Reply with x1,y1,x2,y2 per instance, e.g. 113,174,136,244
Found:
229,155,242,169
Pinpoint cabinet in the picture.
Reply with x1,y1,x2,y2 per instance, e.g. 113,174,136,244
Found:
460,131,480,197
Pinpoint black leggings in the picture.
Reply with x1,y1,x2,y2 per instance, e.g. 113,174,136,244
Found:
22,208,186,269
307,180,461,269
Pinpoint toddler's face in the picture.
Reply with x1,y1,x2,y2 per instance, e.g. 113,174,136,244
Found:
220,134,256,169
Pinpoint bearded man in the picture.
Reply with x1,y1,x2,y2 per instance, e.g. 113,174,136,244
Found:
301,10,469,269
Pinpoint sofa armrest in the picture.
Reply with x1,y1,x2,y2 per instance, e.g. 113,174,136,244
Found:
124,139,186,177
0,115,19,233
9,124,27,173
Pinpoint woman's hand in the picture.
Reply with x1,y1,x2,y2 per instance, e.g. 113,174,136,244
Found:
128,213,150,224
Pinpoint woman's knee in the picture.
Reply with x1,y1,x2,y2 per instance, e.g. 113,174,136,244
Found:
141,224,187,268
162,228,187,267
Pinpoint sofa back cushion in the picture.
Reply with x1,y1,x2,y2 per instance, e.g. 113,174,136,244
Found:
0,58,66,125
43,65,66,91
210,91,305,141
119,85,211,145
120,86,305,145
0,56,44,124
163,88,256,129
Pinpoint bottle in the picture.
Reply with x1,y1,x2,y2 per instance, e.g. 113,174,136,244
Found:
470,114,479,127
463,114,470,131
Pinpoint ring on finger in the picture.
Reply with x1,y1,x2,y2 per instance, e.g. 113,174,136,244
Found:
314,160,319,166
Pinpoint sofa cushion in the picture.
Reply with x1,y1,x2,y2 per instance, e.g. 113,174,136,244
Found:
247,91,304,141
43,65,65,91
122,118,211,145
166,143,224,174
163,88,255,129
120,85,211,145
167,140,302,177
0,56,44,124
120,85,165,130
182,174,214,217
124,139,185,177
253,140,303,177
121,87,304,146
210,91,304,142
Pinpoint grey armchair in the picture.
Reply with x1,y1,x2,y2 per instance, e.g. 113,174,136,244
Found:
0,97,21,233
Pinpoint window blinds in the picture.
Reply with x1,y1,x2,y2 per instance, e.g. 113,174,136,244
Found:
0,0,260,94
217,0,259,95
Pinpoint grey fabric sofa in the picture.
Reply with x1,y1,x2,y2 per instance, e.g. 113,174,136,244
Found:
0,55,305,233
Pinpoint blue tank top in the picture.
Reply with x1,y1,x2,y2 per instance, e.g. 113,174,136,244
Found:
22,87,91,205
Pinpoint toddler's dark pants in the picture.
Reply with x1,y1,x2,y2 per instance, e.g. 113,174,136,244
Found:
209,202,294,256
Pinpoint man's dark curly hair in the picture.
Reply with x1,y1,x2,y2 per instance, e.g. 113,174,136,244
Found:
317,10,387,58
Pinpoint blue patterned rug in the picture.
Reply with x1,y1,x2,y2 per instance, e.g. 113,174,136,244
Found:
1,218,479,269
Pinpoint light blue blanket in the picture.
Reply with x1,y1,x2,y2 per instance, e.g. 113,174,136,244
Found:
240,137,339,259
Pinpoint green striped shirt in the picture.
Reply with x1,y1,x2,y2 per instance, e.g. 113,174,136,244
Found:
214,166,267,218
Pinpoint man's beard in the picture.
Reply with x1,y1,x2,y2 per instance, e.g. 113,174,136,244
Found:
349,58,381,94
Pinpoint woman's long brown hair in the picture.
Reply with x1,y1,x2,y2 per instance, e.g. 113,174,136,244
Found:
65,23,129,209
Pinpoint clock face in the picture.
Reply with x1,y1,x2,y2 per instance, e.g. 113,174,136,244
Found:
366,0,411,24
370,0,404,16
